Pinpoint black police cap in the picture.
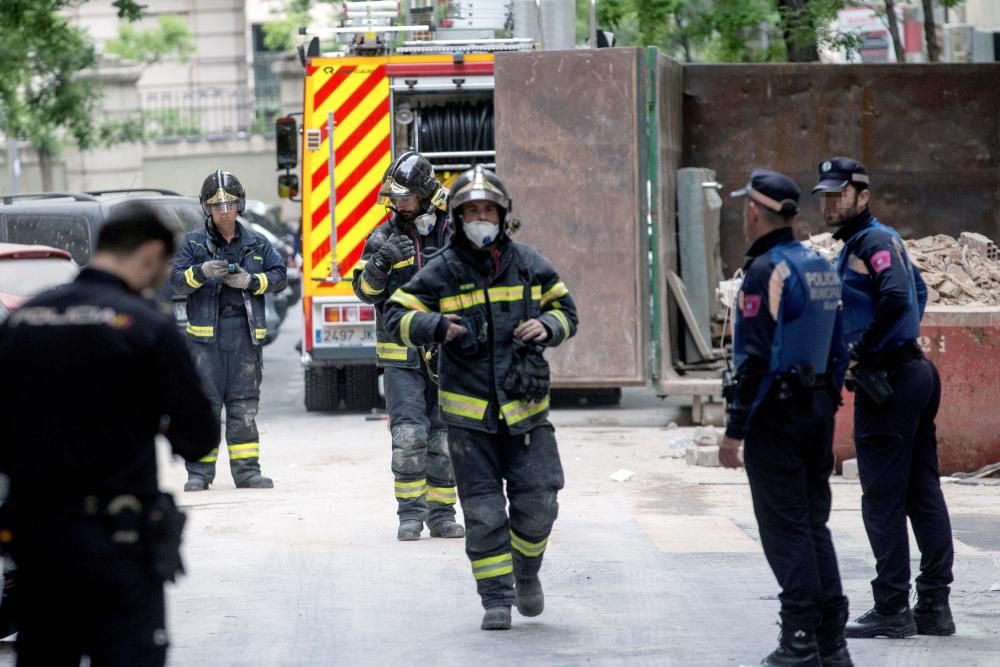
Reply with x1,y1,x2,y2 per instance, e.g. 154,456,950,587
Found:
812,156,870,194
730,169,800,216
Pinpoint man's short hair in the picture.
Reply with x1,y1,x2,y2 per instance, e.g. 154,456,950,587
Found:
96,202,176,257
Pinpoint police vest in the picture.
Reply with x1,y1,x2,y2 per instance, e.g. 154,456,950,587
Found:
835,219,921,352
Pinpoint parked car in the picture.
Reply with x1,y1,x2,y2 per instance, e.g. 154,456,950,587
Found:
0,243,79,317
0,190,286,343
242,200,301,305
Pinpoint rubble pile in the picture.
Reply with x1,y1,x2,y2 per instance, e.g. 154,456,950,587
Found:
803,232,1000,306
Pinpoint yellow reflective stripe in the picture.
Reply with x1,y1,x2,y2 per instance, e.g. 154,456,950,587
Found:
400,310,418,347
254,273,268,296
184,266,203,289
228,442,260,460
426,486,458,505
198,448,218,463
355,259,368,270
440,289,485,313
541,282,569,306
487,285,524,302
501,396,550,426
531,285,542,300
471,553,513,580
392,257,415,270
360,277,384,296
510,531,548,558
389,289,431,313
254,328,267,340
376,342,409,361
186,324,214,337
439,390,489,421
548,309,572,338
395,478,427,499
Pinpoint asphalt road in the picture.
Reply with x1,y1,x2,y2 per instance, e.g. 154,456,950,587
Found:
3,308,998,666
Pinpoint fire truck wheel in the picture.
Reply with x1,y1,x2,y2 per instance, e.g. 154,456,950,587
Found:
304,366,341,412
344,365,382,411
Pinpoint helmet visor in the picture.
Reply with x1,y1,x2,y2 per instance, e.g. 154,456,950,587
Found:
208,201,239,213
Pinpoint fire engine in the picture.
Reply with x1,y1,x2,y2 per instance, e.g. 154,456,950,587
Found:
275,1,536,411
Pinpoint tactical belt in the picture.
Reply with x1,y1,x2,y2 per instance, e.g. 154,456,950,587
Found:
877,340,923,368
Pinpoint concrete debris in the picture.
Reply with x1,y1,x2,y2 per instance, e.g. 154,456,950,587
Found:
693,426,723,447
841,458,859,480
991,581,1000,592
803,232,1000,306
686,446,720,467
609,468,635,482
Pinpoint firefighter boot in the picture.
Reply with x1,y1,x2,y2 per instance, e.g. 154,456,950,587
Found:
236,474,274,489
913,594,956,636
397,520,423,541
844,606,917,639
758,625,822,667
513,553,544,617
481,606,512,631
816,599,853,667
428,520,465,538
183,478,209,492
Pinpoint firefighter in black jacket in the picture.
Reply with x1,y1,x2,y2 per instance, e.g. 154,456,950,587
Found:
383,166,578,631
0,204,219,666
353,152,464,541
171,170,287,491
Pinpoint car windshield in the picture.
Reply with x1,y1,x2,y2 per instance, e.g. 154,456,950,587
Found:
0,257,78,296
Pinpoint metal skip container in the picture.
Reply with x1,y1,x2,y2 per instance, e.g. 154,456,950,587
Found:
834,306,1000,475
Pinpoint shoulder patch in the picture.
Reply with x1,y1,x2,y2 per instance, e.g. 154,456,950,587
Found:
870,249,892,274
741,293,762,318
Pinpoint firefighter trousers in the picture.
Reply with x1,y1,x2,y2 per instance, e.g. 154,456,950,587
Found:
447,422,565,609
384,364,457,527
185,316,265,485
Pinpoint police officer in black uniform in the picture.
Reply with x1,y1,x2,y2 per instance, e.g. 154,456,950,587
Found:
172,170,288,491
353,152,464,541
383,166,578,631
720,170,853,667
813,157,956,639
0,204,219,666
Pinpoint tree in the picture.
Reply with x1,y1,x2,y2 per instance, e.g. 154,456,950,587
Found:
104,15,194,65
921,0,964,62
0,1,145,190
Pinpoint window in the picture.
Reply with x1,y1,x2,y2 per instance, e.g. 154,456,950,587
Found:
4,214,93,265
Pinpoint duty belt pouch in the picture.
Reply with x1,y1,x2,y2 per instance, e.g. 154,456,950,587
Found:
144,493,187,582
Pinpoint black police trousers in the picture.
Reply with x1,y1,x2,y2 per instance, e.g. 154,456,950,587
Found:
15,515,167,667
854,355,954,609
186,316,265,485
743,389,848,635
447,423,564,609
384,364,457,527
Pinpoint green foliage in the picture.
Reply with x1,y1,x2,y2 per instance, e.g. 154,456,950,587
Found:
104,15,195,65
262,0,321,52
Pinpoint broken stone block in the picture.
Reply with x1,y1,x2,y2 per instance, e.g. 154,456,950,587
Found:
842,458,859,480
693,427,722,447
938,281,963,299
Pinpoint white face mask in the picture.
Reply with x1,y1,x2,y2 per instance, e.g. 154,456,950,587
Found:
464,220,500,249
414,213,436,236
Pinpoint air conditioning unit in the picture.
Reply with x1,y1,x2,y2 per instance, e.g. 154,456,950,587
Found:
972,28,1000,62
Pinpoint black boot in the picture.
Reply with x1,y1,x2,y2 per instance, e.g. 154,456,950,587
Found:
183,477,210,492
758,628,821,666
913,594,956,636
816,599,853,667
481,606,511,631
515,575,544,617
397,520,422,541
428,520,465,538
844,606,916,639
236,474,274,489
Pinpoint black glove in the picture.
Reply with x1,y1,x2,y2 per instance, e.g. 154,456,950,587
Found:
504,339,550,402
375,234,415,270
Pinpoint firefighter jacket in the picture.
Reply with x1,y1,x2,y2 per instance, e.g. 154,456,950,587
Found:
726,227,848,440
382,238,578,435
352,210,451,368
171,220,287,346
832,208,928,360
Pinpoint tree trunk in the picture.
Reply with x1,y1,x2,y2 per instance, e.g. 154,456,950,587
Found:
776,0,820,62
884,0,906,63
38,147,53,192
922,0,940,62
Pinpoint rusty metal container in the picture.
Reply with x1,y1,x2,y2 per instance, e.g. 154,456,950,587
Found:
834,306,1000,475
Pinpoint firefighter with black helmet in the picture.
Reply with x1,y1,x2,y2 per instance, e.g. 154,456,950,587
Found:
383,166,578,631
171,169,288,491
353,151,464,541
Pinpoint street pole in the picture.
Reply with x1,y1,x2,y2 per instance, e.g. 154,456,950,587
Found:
7,138,20,194
589,0,597,48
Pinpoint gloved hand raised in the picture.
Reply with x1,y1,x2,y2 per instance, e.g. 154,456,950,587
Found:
200,260,229,279
220,266,252,290
376,234,415,268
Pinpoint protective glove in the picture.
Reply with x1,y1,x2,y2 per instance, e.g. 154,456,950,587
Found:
220,267,253,290
504,340,550,402
375,234,415,269
200,260,229,279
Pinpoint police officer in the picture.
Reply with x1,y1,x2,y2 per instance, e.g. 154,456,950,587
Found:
172,170,288,491
0,204,219,665
813,157,955,639
353,151,463,541
720,170,853,667
383,167,577,630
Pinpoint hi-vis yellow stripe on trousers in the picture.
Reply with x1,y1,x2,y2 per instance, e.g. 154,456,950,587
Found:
228,442,260,460
427,486,457,505
395,478,427,500
511,530,548,558
471,553,513,580
198,448,219,463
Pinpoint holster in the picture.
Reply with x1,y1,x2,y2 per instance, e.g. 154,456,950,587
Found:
846,365,893,406
143,493,187,583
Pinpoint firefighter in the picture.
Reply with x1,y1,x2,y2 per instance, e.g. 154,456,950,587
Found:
719,169,853,667
172,170,288,491
0,204,219,665
352,151,464,541
813,157,956,639
383,166,578,631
